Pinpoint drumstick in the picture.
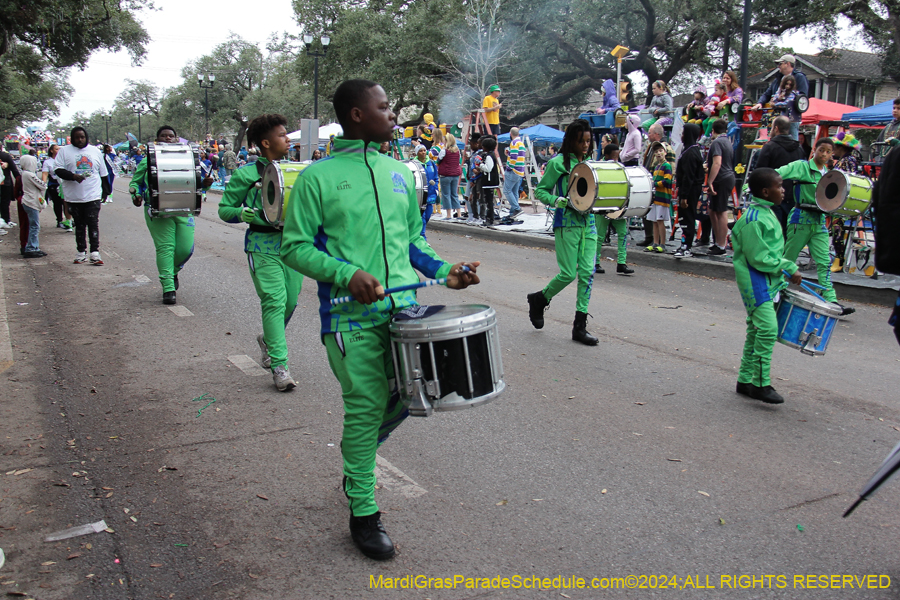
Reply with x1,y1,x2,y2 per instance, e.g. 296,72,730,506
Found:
782,270,828,303
330,266,470,306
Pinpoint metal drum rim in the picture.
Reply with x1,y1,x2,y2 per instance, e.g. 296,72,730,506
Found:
781,289,843,317
432,380,505,412
389,305,497,340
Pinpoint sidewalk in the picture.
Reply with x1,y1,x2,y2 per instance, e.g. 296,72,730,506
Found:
425,209,899,307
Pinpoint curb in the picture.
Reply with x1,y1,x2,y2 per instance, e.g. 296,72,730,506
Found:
427,220,899,308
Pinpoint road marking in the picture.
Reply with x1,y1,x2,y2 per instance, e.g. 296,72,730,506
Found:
0,258,13,373
375,455,427,498
168,306,193,317
134,274,151,283
227,354,268,376
104,250,122,260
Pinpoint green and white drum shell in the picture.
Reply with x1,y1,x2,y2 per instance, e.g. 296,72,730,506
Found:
261,161,311,228
815,169,873,218
567,160,629,215
390,304,505,415
606,166,653,219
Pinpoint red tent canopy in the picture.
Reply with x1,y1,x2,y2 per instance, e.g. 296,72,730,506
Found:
802,97,860,124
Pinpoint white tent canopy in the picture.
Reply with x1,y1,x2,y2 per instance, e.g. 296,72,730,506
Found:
287,123,343,143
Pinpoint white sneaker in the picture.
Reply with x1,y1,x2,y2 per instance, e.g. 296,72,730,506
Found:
0,229,6,235
2,221,15,229
473,219,484,226
89,251,103,265
73,252,88,264
257,334,271,369
272,365,296,392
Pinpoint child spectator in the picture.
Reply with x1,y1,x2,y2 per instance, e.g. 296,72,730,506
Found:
19,155,47,258
476,136,500,226
646,142,673,254
772,76,798,121
465,134,483,224
685,86,707,124
621,114,643,166
673,124,704,258
702,83,728,137
417,145,439,237
641,80,674,129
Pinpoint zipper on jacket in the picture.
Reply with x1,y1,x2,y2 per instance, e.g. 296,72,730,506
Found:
364,148,391,307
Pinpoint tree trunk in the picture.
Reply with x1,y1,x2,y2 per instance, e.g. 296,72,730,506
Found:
233,119,248,150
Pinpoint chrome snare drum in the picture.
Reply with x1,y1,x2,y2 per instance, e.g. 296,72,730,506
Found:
775,289,842,356
147,143,202,217
401,160,428,210
606,166,653,219
815,170,873,218
260,161,312,228
390,304,505,417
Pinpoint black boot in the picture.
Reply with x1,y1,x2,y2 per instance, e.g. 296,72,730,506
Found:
163,291,176,305
349,511,395,560
527,291,549,329
595,264,605,274
572,312,599,346
617,263,634,275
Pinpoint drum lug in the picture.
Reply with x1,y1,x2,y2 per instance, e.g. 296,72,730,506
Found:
406,379,434,417
799,329,821,355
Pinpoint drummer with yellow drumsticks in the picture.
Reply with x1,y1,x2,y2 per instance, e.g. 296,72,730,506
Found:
775,137,855,316
217,114,304,392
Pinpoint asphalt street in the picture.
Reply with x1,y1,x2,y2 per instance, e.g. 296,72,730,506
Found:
0,182,898,600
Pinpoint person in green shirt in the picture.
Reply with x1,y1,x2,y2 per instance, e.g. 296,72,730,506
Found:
776,137,855,316
280,79,480,560
217,114,303,393
526,119,600,345
129,126,203,305
732,167,803,404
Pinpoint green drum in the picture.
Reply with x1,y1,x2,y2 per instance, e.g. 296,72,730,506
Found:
815,170,873,218
260,160,312,228
567,161,629,214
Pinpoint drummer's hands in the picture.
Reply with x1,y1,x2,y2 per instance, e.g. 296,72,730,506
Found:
788,271,802,285
240,207,256,223
130,191,142,207
348,269,384,305
446,262,481,290
554,196,568,209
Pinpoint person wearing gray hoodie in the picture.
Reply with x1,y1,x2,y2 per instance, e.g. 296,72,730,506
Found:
19,155,47,258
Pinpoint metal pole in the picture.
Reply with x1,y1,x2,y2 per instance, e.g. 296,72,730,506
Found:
205,88,210,137
313,55,319,121
739,0,751,90
105,120,109,145
137,113,142,144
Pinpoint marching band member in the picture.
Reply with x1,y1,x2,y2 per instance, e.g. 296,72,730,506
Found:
527,119,600,345
130,126,199,305
776,138,855,316
280,79,479,560
733,168,802,404
218,114,304,392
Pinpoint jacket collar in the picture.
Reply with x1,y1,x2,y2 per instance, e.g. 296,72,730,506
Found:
750,196,775,208
331,137,381,158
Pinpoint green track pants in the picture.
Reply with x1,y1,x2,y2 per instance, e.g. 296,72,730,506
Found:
324,324,409,517
143,211,195,293
782,223,838,303
543,225,597,313
595,215,628,265
247,252,303,369
737,301,778,388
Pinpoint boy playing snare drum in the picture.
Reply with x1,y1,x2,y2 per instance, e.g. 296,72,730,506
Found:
218,114,304,392
732,168,802,404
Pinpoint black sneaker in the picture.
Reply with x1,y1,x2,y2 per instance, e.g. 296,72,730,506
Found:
616,263,634,275
708,245,727,256
736,381,752,397
750,385,784,404
838,304,855,316
595,264,605,274
349,512,395,560
163,291,176,305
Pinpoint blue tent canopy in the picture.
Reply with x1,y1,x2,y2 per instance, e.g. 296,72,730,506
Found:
497,124,564,145
841,99,894,125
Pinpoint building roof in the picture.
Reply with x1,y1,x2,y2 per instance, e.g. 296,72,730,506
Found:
747,49,890,85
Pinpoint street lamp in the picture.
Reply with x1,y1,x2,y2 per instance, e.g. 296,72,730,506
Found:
198,72,216,139
100,114,113,144
303,34,331,120
131,104,145,144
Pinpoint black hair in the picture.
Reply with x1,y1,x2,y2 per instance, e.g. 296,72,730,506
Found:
772,116,791,134
333,79,379,126
70,126,87,138
712,119,728,134
815,137,834,149
560,119,593,171
470,132,482,145
480,136,497,152
748,167,780,197
247,114,288,149
894,97,900,108
603,143,620,158
156,125,177,139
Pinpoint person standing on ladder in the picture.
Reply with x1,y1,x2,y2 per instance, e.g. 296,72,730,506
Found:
483,85,502,136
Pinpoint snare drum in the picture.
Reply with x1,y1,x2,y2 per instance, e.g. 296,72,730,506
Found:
390,304,505,417
815,170,873,218
260,161,311,228
606,166,653,219
567,161,629,214
775,289,843,356
401,160,427,210
147,143,202,218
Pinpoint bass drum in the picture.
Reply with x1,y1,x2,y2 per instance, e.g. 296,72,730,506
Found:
401,160,427,210
606,166,653,219
147,143,202,218
567,161,629,214
815,170,873,218
260,161,312,228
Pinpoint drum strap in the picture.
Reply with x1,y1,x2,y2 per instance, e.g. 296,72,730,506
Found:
249,224,280,233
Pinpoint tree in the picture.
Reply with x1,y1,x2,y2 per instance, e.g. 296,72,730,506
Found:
840,0,900,80
0,43,71,134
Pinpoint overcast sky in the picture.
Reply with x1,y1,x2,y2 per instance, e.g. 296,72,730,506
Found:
44,2,867,128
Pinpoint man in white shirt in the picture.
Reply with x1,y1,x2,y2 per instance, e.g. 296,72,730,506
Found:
54,127,109,264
